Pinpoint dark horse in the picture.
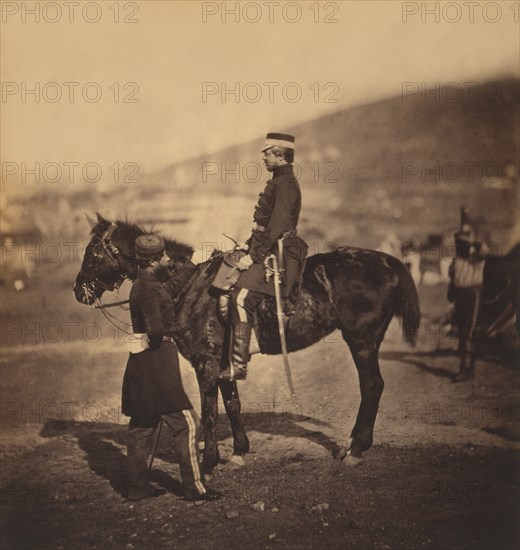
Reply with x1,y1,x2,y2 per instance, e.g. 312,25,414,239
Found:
74,214,420,473
479,244,520,337
449,244,520,362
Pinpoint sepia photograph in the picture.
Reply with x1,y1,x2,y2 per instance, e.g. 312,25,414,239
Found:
1,1,519,548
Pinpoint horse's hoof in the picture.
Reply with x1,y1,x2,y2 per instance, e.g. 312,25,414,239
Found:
342,454,363,467
336,446,348,461
224,455,246,469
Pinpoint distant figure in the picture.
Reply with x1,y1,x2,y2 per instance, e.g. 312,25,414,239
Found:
447,210,486,382
378,230,401,258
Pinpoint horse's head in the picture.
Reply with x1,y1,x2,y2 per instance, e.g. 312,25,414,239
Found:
73,214,142,305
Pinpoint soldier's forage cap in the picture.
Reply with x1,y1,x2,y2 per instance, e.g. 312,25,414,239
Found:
261,132,295,152
135,234,165,259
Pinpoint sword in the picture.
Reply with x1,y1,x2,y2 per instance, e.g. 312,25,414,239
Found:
265,247,296,398
148,419,164,472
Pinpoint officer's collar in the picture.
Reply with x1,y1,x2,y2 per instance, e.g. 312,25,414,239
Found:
272,163,293,178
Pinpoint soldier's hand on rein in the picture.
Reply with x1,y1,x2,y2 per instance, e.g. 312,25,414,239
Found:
234,242,249,252
237,254,253,270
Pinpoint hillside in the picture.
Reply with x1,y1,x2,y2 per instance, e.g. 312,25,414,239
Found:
142,78,519,249
3,79,518,261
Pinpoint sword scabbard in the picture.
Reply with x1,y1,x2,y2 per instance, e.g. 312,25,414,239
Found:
269,252,296,398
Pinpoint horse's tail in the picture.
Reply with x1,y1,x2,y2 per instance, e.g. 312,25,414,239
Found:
386,255,421,347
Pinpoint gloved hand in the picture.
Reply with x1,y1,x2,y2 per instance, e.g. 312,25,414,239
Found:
237,254,253,271
235,242,250,252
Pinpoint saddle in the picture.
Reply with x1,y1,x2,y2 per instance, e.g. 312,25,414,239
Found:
211,248,300,316
211,250,247,292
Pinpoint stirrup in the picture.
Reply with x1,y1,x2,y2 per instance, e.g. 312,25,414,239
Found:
219,363,248,381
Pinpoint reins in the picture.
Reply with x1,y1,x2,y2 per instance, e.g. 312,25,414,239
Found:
82,224,226,335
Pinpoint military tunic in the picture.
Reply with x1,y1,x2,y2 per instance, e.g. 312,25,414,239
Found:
236,163,308,297
122,269,192,418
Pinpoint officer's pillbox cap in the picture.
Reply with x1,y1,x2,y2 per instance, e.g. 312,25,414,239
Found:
261,133,295,152
135,234,165,259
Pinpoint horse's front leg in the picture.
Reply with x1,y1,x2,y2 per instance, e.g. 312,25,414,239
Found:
218,379,249,468
196,367,220,475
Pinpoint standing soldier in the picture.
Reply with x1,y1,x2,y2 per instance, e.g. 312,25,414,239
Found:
123,234,222,501
448,209,486,383
219,133,308,381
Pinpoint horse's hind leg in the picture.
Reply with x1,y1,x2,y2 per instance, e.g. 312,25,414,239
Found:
196,368,220,475
341,338,384,464
218,380,250,467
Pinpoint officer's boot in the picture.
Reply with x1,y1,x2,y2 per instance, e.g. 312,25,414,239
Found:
217,292,230,321
452,353,476,383
219,322,251,380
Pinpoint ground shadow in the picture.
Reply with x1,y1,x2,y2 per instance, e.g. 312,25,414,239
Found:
40,420,130,497
381,343,518,380
380,349,458,379
39,420,183,497
39,412,341,495
213,411,342,459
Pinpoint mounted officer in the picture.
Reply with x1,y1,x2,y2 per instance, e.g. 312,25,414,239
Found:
123,234,222,501
219,132,308,381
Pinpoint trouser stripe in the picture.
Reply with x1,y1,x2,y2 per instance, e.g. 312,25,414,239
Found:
182,410,206,494
236,288,250,323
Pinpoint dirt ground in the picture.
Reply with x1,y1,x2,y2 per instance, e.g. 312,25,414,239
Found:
1,283,519,549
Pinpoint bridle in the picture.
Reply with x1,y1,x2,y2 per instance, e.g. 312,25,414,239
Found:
80,223,136,298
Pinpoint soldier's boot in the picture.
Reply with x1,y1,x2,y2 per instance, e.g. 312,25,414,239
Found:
452,353,476,383
219,322,252,381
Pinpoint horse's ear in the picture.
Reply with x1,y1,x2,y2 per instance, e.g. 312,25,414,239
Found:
96,212,108,225
85,214,96,229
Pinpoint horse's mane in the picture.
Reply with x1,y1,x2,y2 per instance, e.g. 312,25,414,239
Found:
93,213,195,263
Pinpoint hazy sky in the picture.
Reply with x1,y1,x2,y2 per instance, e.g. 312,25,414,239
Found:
2,0,518,175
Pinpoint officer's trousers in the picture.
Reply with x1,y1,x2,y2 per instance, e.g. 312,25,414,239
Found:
127,409,206,499
230,287,265,325
454,287,481,356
